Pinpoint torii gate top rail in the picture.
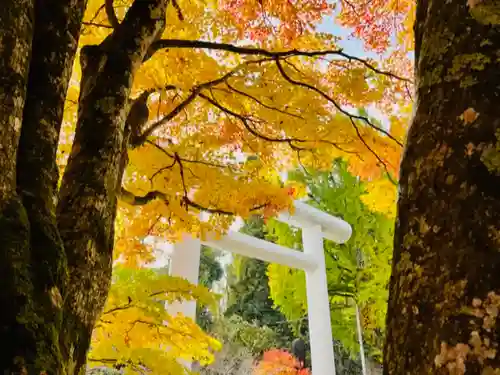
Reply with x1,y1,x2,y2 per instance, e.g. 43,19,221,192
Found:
155,200,353,375
278,200,352,243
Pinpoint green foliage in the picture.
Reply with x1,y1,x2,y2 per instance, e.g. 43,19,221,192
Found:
210,315,282,356
197,246,224,330
199,246,224,288
225,216,295,347
267,160,394,361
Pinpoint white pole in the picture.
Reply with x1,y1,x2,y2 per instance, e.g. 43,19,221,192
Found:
355,303,367,375
166,234,201,319
302,225,336,375
165,234,202,370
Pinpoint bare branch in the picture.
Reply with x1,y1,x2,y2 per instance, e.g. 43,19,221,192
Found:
102,302,134,315
87,358,119,364
171,0,185,20
89,3,106,23
82,21,113,29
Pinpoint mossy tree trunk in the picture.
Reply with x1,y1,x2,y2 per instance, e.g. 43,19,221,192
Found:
0,0,167,373
384,1,500,374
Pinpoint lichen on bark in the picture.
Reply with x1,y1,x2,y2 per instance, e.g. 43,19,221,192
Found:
384,1,500,374
0,0,170,373
468,0,500,25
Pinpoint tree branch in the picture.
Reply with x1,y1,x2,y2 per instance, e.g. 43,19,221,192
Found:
147,140,239,171
136,59,272,144
82,21,113,28
199,93,306,147
199,92,352,154
174,152,269,215
122,148,268,216
223,82,304,120
274,58,403,147
147,39,411,82
350,117,398,184
119,188,169,206
105,0,120,29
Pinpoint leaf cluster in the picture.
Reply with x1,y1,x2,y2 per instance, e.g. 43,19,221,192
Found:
88,267,221,374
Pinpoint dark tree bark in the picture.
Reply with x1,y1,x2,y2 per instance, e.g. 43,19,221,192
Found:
385,1,500,375
0,0,167,373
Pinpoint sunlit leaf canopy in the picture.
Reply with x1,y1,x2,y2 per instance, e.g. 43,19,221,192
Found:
88,268,222,374
59,0,414,266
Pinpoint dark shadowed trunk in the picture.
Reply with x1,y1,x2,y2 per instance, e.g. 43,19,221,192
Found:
385,1,500,374
0,0,166,373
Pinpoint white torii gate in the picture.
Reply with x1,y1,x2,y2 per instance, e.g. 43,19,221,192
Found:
155,201,352,375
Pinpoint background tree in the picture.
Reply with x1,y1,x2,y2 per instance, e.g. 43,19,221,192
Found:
267,160,393,361
225,216,295,347
384,2,500,375
196,246,224,331
0,0,410,372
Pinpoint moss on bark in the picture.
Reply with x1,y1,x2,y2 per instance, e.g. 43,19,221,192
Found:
0,0,167,373
384,1,500,374
0,196,65,374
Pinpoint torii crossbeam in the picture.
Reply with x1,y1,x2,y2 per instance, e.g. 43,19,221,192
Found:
153,201,352,375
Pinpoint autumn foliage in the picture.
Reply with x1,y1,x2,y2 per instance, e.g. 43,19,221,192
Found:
0,0,418,369
61,0,414,271
253,349,311,375
87,268,221,373
65,0,413,370
72,0,415,370
338,0,414,53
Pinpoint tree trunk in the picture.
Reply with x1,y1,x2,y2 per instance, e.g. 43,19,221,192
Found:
0,0,167,373
384,1,500,375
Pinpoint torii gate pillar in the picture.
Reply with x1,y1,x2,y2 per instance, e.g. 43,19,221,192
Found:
167,234,201,318
163,201,352,375
302,225,336,375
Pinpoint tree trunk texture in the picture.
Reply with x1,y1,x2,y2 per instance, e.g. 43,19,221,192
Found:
385,1,500,375
0,0,167,373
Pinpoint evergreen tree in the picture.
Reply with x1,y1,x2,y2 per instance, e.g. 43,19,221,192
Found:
196,246,224,331
225,216,295,348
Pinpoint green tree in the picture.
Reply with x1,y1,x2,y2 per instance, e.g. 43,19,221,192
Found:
267,160,393,361
199,247,224,290
225,216,295,347
225,205,371,374
197,246,224,330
